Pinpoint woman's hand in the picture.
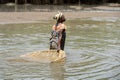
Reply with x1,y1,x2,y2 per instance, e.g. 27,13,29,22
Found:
57,46,60,52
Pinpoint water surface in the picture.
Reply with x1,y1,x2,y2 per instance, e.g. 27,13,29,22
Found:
1,4,120,12
0,17,120,80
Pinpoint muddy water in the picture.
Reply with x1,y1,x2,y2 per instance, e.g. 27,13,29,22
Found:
0,17,120,80
0,4,75,12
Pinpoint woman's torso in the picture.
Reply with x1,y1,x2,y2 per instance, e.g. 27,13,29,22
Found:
52,23,66,34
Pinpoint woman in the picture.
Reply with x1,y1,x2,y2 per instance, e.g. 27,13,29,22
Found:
50,12,66,52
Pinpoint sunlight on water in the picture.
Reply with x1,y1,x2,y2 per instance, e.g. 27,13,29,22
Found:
0,17,120,80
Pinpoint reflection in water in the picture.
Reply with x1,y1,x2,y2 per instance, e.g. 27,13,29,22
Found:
50,62,65,80
0,17,120,79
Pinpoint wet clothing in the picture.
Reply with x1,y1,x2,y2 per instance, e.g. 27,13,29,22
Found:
50,30,59,50
60,29,66,50
50,24,66,50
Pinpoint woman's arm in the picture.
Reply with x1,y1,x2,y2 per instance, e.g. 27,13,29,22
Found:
57,29,63,51
57,24,66,51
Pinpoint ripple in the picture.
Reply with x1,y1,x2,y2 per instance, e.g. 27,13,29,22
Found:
0,18,120,80
65,49,120,79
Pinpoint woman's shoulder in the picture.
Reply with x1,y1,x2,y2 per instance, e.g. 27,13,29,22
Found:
52,23,67,31
60,23,67,30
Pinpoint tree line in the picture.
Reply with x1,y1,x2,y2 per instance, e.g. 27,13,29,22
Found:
0,0,120,5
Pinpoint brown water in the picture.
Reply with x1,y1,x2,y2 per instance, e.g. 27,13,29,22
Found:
1,4,120,12
0,4,75,12
0,17,120,80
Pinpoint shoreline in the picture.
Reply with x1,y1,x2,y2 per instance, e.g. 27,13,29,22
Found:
0,11,120,24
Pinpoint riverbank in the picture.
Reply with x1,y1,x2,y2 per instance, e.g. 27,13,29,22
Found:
0,11,120,24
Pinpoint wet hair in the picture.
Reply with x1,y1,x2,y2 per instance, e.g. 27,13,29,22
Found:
57,15,66,23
